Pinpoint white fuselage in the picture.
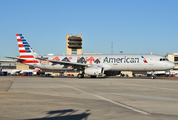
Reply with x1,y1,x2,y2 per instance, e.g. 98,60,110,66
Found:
24,54,175,71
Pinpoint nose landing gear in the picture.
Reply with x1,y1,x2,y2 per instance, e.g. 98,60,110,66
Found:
151,72,156,79
151,76,156,79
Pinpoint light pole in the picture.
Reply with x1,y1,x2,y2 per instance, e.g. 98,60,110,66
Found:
111,42,113,54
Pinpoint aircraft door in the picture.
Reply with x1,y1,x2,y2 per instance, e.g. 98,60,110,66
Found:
148,55,154,65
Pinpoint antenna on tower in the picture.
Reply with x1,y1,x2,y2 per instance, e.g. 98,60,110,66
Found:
111,42,113,54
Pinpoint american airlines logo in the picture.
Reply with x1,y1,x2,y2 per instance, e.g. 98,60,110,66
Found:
103,57,139,63
141,55,148,63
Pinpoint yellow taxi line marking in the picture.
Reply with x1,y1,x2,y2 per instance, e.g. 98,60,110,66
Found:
0,92,21,94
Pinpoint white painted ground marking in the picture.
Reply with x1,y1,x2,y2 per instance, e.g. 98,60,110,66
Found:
119,83,178,92
102,93,178,101
62,85,149,115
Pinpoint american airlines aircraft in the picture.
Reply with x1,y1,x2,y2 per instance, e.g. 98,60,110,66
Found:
7,34,175,78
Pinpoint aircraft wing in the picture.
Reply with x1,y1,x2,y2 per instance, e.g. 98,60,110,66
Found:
47,59,89,67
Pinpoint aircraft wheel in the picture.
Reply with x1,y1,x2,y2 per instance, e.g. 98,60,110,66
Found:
77,74,81,78
77,74,84,78
151,76,156,79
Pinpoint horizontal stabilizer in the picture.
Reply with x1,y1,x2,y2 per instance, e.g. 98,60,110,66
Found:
5,56,26,61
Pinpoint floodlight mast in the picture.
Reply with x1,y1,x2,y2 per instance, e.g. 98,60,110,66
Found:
111,42,113,54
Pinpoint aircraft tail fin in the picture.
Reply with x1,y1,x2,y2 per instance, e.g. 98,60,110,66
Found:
16,34,39,63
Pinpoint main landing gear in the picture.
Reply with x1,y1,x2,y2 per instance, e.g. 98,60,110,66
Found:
77,74,84,78
77,74,97,78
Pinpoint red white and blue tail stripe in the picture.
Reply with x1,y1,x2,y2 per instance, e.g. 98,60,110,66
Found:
16,34,39,63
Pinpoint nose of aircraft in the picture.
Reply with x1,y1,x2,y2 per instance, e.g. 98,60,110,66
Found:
168,62,175,69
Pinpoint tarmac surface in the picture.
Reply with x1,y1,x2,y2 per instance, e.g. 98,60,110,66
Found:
0,76,178,120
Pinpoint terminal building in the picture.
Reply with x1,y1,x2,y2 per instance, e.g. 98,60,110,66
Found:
166,53,178,69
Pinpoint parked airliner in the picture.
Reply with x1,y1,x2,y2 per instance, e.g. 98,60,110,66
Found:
1,68,40,75
6,34,175,78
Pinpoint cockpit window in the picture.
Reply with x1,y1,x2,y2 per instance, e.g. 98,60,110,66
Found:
160,58,169,61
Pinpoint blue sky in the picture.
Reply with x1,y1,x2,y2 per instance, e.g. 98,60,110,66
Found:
0,0,178,59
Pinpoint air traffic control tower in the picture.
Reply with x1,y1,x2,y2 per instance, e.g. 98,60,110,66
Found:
66,34,82,55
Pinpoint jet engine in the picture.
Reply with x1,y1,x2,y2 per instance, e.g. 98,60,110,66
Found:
84,65,104,76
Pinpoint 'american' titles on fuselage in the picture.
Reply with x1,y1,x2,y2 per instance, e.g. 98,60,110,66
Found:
103,56,139,63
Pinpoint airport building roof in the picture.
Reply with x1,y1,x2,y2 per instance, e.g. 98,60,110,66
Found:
0,60,16,64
